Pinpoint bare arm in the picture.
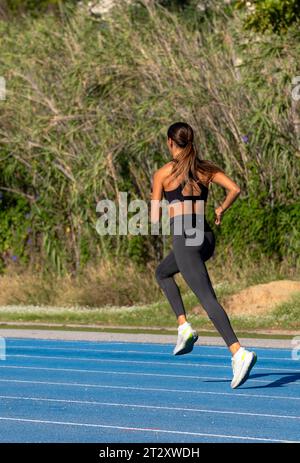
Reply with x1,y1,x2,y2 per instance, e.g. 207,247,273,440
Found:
150,169,164,224
210,172,241,226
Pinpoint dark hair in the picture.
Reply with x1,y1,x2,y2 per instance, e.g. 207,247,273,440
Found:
167,122,224,188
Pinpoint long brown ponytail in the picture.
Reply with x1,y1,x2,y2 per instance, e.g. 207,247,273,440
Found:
167,122,224,188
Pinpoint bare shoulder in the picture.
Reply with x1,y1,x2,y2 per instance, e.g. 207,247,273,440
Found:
198,160,224,185
209,169,240,192
196,170,211,187
153,161,173,180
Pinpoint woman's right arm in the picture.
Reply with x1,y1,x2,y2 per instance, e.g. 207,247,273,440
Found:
150,169,164,225
210,172,241,226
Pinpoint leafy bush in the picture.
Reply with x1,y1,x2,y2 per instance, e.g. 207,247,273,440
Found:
3,0,76,13
236,0,300,34
208,198,300,267
0,194,31,272
0,0,299,274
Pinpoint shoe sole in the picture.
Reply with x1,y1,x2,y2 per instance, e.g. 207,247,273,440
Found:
174,333,199,356
231,352,257,389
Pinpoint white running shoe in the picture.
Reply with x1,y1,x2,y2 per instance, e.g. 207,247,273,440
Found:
173,323,198,356
231,348,257,389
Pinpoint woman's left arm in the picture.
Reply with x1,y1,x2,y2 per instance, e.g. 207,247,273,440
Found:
150,169,164,224
210,172,241,226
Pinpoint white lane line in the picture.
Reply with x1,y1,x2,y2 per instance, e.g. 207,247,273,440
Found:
0,365,284,386
0,378,299,401
0,416,296,442
7,346,294,362
6,354,300,373
0,364,299,388
0,394,299,420
5,338,292,352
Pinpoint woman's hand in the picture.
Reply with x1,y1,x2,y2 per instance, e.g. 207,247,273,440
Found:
211,172,241,226
214,206,224,226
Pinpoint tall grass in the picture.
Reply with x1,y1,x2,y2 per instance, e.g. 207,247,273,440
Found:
0,248,296,307
0,256,160,306
0,0,299,279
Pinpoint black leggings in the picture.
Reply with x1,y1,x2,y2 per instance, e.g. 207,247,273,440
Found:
155,214,238,347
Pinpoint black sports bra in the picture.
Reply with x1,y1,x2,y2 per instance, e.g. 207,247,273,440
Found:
163,178,209,203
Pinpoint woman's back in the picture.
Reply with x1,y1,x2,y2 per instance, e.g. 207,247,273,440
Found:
161,161,209,218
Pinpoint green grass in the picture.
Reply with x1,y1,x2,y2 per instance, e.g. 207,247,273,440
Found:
0,291,299,333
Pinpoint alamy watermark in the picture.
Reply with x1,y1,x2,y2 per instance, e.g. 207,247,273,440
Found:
95,193,206,246
0,77,6,101
0,337,6,361
292,76,300,101
291,336,300,361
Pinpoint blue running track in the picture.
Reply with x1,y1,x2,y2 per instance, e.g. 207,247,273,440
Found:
0,337,299,443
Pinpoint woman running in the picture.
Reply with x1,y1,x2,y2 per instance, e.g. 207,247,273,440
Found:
151,121,257,389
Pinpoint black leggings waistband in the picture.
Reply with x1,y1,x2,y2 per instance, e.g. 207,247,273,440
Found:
169,213,212,234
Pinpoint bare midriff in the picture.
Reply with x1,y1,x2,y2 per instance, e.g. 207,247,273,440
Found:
165,199,206,219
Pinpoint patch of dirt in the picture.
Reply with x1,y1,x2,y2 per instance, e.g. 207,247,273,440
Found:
192,280,300,316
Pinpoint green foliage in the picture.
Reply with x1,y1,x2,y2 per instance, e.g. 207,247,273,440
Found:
236,0,300,34
208,198,300,267
0,194,31,271
127,235,149,265
155,0,191,9
3,0,78,15
272,292,300,326
0,0,299,274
